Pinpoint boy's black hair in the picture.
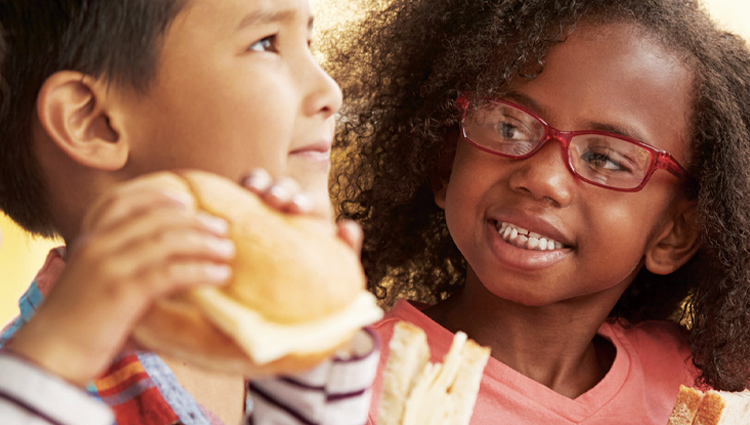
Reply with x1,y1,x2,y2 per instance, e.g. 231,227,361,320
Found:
325,0,750,391
0,0,187,237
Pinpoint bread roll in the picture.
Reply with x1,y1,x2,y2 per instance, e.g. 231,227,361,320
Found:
90,170,383,377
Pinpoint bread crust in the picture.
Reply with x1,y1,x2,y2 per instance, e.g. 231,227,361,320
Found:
668,385,705,425
668,385,750,425
134,295,336,377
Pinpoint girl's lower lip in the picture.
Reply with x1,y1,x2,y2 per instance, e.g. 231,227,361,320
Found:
485,220,569,270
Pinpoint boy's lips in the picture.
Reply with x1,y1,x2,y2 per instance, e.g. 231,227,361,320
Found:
289,141,332,162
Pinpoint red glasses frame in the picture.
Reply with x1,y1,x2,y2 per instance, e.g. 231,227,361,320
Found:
456,94,693,192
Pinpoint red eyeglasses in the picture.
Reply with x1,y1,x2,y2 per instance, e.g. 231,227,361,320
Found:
457,94,692,192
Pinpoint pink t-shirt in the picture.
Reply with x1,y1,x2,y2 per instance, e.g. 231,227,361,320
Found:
368,300,699,424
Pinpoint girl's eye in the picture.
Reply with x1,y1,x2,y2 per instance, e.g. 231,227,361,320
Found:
580,150,632,173
495,120,531,142
249,35,277,53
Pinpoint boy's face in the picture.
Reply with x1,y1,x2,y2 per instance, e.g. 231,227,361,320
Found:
117,0,341,214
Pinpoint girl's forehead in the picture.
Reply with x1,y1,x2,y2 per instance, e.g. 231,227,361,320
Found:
505,21,695,163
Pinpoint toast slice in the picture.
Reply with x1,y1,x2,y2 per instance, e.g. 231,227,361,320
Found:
378,321,491,425
667,385,750,425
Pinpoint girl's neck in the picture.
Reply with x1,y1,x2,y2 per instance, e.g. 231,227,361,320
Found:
423,278,623,399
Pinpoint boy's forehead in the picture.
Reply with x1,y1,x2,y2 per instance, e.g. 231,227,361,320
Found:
177,0,311,29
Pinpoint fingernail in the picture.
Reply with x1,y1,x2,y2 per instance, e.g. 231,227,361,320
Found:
199,214,229,235
205,264,232,283
162,190,194,207
268,184,288,200
242,169,272,191
291,193,313,211
207,237,235,258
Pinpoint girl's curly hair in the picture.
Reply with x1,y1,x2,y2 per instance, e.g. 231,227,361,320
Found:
322,0,750,391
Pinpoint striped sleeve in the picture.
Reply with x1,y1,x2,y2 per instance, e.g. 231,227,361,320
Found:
247,328,380,425
0,351,114,425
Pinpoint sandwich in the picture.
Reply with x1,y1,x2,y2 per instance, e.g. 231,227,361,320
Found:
86,170,383,377
378,321,491,425
667,385,750,425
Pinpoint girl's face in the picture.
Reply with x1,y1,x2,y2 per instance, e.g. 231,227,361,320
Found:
437,23,696,306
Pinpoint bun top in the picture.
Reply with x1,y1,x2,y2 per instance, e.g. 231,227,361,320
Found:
180,170,365,324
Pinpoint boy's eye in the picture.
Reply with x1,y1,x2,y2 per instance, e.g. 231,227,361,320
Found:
249,35,277,53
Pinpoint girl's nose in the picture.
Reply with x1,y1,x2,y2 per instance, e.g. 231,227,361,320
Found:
507,138,575,207
302,56,343,118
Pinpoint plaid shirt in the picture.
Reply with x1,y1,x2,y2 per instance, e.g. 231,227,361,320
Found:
1,248,379,425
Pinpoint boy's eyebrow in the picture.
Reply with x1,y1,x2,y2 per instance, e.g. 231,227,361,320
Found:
237,9,313,30
504,91,646,142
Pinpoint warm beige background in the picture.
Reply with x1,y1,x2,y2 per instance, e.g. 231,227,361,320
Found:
1,0,749,326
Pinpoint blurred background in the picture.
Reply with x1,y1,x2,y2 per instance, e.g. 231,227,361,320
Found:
2,0,749,326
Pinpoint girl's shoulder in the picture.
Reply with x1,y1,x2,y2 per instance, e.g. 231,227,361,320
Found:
602,319,697,382
603,319,690,351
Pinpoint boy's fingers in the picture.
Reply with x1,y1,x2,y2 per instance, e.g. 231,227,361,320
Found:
73,209,229,260
288,192,314,214
84,187,194,234
241,168,273,193
241,171,318,214
336,219,364,254
265,177,301,207
91,229,235,289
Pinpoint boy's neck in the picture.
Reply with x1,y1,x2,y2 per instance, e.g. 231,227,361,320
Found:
34,130,129,245
161,355,246,424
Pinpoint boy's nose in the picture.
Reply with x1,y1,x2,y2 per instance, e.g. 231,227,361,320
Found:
304,59,343,118
507,138,575,207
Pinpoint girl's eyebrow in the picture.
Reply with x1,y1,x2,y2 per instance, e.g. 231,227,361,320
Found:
504,91,646,142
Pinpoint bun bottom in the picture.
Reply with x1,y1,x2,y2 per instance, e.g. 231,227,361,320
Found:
133,296,342,378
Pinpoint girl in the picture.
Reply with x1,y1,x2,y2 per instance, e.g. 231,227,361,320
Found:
325,0,750,422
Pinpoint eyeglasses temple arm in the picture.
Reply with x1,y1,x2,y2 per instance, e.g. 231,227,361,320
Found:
657,152,692,183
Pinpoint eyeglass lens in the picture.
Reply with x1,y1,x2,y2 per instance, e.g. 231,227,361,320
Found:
463,102,653,189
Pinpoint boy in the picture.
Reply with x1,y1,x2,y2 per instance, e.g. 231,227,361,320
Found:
0,0,379,424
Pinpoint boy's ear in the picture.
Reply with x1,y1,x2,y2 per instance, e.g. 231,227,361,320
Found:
431,128,459,209
644,200,701,275
36,71,129,171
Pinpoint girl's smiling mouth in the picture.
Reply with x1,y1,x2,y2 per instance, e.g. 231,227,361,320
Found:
485,219,571,270
494,221,566,251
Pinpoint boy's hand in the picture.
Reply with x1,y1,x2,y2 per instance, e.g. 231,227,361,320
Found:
241,168,363,253
5,178,235,386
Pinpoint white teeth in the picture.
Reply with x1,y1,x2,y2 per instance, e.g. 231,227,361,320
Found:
503,226,512,239
495,221,564,251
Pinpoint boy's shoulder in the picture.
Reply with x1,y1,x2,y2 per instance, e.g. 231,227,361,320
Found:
1,247,66,346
